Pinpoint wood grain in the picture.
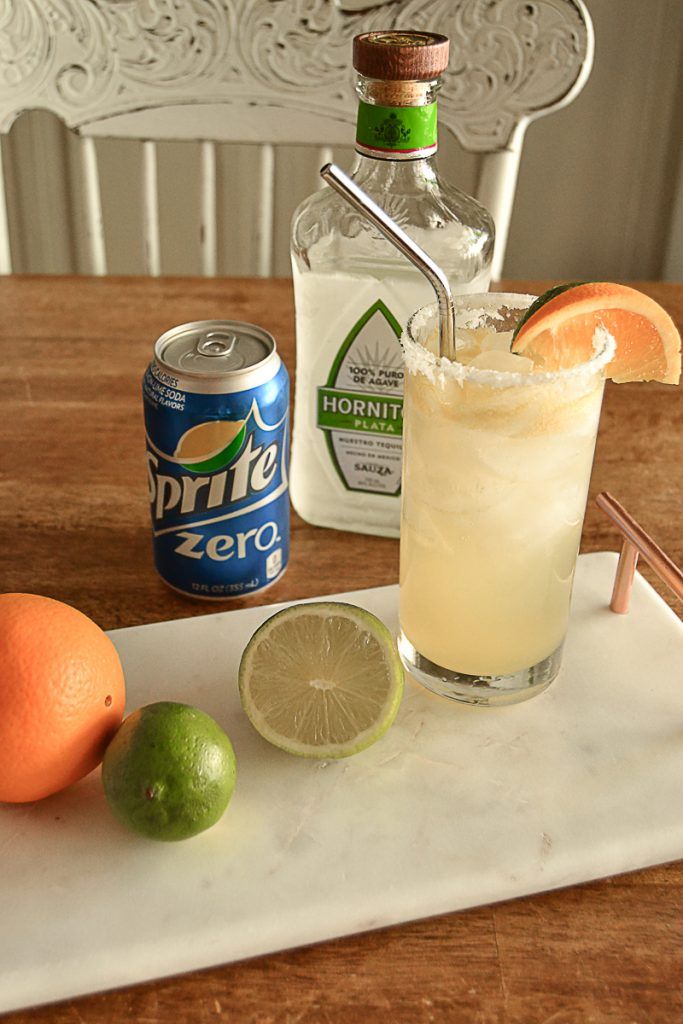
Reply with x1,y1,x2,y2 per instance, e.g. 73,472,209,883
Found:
0,276,681,1024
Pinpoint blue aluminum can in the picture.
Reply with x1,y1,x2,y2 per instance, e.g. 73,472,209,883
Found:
142,320,290,599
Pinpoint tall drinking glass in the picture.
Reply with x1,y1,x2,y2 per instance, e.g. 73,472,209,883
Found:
398,294,615,706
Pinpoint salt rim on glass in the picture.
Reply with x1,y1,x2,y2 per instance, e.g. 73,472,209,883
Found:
403,292,617,388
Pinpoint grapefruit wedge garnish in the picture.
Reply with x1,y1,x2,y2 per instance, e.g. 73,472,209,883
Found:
511,282,681,384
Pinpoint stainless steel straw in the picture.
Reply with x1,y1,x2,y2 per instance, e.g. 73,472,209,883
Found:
320,163,457,361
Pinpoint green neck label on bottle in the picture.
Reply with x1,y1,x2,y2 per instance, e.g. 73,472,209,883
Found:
356,101,438,158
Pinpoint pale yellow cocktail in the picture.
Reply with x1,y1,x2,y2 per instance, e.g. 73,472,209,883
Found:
398,294,615,704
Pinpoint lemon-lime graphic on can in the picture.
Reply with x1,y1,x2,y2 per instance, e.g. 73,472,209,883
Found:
142,321,290,600
175,419,247,473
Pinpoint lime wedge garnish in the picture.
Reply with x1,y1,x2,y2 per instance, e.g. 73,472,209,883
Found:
511,282,586,343
511,281,681,383
238,602,404,759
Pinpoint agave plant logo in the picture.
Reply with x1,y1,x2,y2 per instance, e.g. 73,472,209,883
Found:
171,419,247,473
372,112,410,147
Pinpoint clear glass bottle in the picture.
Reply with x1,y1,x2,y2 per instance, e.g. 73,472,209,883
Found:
290,31,494,538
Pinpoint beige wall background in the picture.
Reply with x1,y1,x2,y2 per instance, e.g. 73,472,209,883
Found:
3,0,682,281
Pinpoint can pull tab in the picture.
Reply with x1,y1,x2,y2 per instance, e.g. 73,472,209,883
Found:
197,331,239,357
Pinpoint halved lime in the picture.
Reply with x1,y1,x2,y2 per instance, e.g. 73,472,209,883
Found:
238,602,404,759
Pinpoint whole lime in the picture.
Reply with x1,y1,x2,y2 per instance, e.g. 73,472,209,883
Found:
101,701,237,841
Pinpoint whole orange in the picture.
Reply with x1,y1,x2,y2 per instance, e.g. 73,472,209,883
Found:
0,594,126,803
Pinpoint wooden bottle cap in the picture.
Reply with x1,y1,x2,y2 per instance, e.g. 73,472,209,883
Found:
353,31,449,82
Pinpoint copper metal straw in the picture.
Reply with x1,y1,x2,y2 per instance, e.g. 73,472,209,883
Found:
596,491,683,614
320,163,457,361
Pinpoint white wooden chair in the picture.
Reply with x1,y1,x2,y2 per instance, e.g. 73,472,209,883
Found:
0,0,593,280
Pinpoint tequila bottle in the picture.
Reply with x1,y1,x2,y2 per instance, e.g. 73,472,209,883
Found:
290,31,494,538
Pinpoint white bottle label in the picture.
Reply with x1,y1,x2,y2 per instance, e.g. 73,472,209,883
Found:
316,298,404,495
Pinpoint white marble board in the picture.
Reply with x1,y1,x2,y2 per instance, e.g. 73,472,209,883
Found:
1,552,682,1013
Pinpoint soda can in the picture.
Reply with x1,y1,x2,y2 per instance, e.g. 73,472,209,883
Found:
142,320,290,600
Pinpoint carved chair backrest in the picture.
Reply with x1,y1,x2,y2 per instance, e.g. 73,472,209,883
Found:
0,0,593,279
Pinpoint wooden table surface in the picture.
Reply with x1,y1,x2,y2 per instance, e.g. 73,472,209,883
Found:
1,276,681,1023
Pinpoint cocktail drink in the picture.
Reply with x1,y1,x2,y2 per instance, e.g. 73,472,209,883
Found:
398,293,615,705
314,163,681,704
